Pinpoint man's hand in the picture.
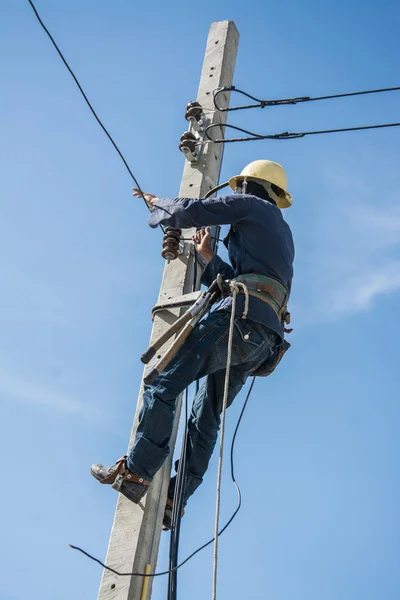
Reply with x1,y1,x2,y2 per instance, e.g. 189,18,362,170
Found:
132,187,158,209
193,226,214,264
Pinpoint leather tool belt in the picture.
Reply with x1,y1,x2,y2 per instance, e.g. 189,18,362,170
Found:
233,273,291,328
232,274,292,377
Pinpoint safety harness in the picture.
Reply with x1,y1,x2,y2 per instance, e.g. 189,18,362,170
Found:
230,273,292,378
234,273,292,332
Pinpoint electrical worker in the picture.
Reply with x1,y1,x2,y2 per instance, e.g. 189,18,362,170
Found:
90,160,295,527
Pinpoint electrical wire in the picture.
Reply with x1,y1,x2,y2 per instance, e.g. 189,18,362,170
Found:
26,0,157,224
204,121,400,144
203,181,231,199
214,84,400,112
167,388,189,600
70,377,256,578
167,183,223,597
166,263,197,600
28,1,256,586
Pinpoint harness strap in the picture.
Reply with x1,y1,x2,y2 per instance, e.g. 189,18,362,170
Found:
233,274,290,325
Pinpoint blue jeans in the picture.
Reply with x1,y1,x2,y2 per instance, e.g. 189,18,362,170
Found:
127,309,277,504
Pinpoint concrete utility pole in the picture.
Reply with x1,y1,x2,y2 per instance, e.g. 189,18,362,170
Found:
98,21,239,600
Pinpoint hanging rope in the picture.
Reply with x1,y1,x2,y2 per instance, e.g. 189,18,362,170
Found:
70,322,256,581
212,280,248,600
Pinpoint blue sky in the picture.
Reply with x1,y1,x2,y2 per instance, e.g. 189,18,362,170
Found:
1,1,400,599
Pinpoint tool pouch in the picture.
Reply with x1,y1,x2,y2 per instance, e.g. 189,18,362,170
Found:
252,339,290,377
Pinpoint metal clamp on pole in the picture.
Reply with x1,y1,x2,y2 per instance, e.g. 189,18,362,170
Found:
141,279,222,384
151,291,203,320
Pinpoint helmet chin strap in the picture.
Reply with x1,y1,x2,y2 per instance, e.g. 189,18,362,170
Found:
263,182,281,206
236,179,281,206
235,179,248,194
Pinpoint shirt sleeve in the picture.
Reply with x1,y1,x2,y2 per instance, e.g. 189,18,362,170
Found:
148,194,255,229
200,254,235,287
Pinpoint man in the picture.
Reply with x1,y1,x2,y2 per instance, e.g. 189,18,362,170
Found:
91,160,295,523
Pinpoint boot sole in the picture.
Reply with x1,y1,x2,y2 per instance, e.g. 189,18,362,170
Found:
90,466,148,504
119,480,148,504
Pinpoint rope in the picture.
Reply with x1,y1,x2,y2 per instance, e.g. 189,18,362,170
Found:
234,282,249,320
212,280,247,600
70,280,254,583
70,371,254,578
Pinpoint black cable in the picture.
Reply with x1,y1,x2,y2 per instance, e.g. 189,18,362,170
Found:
202,181,230,257
26,0,157,223
205,124,266,143
227,376,256,523
214,84,400,112
182,179,231,254
167,207,207,599
307,86,400,103
205,121,400,144
291,122,400,138
167,388,189,600
203,181,230,199
29,2,253,584
193,247,198,291
70,377,256,577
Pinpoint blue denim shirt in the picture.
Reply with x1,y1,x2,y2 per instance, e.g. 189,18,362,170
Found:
149,194,295,341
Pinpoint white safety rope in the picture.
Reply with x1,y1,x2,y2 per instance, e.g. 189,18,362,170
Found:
212,280,248,600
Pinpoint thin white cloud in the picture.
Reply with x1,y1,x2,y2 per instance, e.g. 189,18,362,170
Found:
296,158,400,320
330,260,400,313
326,202,400,314
0,370,100,420
354,268,400,309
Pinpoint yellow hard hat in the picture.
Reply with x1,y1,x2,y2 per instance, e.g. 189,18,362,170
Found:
229,160,293,208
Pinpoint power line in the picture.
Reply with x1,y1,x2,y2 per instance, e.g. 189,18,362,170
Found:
214,84,400,112
26,0,152,218
205,121,400,144
70,377,256,578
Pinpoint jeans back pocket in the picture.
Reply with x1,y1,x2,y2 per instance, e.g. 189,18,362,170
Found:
216,317,265,366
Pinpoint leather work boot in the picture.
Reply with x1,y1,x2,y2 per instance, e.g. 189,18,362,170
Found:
162,497,185,531
90,456,151,504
